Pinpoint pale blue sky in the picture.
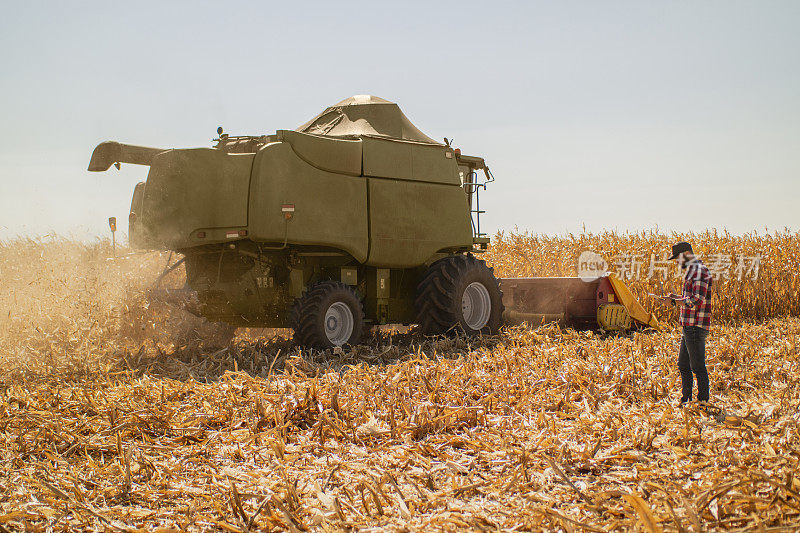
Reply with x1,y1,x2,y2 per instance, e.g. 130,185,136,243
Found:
1,1,798,240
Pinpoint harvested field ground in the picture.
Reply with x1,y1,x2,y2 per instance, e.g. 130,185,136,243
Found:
1,235,799,531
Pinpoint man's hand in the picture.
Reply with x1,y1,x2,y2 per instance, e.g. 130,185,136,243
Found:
652,293,680,306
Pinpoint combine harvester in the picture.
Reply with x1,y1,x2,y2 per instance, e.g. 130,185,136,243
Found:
88,95,658,348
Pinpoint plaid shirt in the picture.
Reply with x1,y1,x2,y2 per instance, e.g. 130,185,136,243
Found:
678,259,713,329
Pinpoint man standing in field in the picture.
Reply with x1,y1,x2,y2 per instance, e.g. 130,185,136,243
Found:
661,242,713,405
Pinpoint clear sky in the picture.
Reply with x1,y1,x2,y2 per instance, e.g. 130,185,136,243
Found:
1,1,798,241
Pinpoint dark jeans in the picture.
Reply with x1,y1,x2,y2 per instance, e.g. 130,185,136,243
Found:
678,325,710,402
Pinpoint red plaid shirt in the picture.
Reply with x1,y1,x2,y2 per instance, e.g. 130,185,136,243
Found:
679,259,713,329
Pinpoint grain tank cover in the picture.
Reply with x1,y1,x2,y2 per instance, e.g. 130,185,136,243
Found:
296,95,440,144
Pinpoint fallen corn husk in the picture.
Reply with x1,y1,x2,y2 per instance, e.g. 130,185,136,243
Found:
1,235,799,531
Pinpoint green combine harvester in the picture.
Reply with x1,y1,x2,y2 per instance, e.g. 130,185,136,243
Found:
89,95,657,349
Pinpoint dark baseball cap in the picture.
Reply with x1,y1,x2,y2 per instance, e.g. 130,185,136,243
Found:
668,241,693,260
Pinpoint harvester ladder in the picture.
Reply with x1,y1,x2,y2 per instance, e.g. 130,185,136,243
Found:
464,166,494,239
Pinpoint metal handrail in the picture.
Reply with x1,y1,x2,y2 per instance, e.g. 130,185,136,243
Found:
464,165,494,239
464,175,487,238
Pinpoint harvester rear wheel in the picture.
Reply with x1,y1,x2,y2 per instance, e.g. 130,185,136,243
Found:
415,254,504,336
291,281,365,349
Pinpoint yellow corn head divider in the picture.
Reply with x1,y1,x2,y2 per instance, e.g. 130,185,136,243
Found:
606,274,660,329
499,273,659,332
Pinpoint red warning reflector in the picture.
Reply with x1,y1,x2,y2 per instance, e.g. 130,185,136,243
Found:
197,231,206,238
238,229,248,237
281,204,295,213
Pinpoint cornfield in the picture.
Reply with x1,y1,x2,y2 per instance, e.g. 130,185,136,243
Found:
1,232,799,531
489,228,800,322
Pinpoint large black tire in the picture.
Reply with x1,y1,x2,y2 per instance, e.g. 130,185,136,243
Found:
415,254,504,336
291,281,365,349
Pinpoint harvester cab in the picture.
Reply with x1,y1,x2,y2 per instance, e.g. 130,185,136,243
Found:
89,94,657,349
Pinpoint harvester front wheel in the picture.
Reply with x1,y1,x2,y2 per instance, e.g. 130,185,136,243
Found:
291,281,365,349
415,255,503,336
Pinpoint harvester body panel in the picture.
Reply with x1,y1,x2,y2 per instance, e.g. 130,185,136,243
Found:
367,178,472,267
134,149,253,250
361,136,460,185
277,130,362,176
248,141,370,263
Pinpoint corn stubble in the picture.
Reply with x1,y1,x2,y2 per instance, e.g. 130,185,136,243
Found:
1,232,799,531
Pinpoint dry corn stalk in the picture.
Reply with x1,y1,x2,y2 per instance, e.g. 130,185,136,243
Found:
0,234,799,531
